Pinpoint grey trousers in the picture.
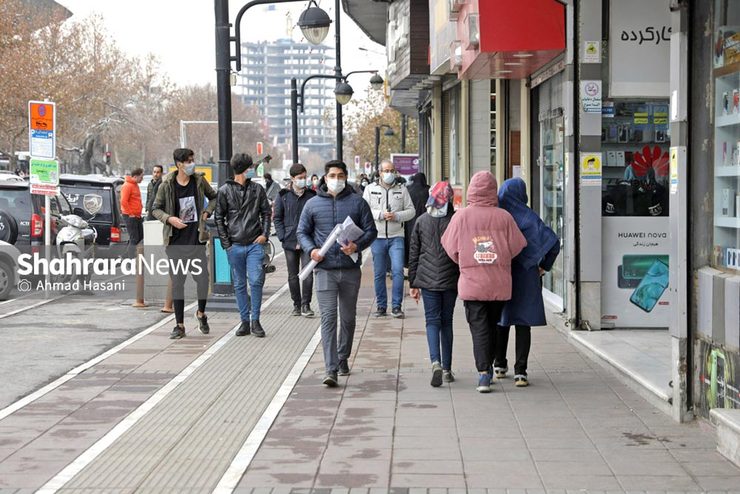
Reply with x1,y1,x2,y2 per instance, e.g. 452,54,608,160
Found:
315,268,362,374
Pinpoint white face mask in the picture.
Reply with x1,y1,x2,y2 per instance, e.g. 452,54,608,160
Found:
382,172,395,185
293,178,306,189
183,163,196,176
327,178,345,194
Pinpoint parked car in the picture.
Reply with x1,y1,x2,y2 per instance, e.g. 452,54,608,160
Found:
58,174,129,255
0,178,72,246
0,239,21,300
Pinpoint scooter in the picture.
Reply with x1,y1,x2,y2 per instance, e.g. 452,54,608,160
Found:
55,214,97,286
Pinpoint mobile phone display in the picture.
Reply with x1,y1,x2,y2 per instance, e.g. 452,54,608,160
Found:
622,254,669,279
629,259,669,313
617,265,641,289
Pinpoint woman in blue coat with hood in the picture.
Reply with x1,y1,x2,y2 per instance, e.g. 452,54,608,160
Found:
494,178,560,387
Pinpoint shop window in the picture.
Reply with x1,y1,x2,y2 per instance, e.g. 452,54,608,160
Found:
490,81,497,173
600,100,670,218
713,0,740,272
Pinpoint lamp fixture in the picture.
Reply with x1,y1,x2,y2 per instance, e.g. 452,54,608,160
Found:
334,81,354,105
297,0,331,45
370,73,384,90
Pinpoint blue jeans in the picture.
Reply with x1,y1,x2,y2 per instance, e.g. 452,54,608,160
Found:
371,237,405,309
421,289,457,370
227,243,265,322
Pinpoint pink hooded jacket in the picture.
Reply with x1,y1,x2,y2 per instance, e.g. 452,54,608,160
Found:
441,171,527,301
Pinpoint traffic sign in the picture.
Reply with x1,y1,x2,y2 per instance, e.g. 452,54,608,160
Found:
256,141,263,155
28,101,56,159
30,158,59,187
354,155,361,169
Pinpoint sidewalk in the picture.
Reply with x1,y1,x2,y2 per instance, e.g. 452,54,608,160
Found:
0,261,739,493
237,267,740,492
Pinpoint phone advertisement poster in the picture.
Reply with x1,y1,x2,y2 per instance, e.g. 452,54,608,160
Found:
601,216,670,328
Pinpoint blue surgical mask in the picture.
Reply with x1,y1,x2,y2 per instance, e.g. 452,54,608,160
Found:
244,168,256,180
383,172,395,185
183,163,196,176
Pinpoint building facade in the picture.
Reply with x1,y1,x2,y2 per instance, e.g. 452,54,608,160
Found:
344,0,740,429
237,39,336,160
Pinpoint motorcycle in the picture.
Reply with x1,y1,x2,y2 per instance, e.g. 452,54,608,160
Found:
55,214,97,286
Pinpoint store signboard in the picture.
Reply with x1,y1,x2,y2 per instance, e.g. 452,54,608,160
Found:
391,153,420,177
609,0,671,97
601,217,670,328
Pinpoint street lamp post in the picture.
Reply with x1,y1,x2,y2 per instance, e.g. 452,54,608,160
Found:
291,70,383,165
215,0,334,187
375,124,395,175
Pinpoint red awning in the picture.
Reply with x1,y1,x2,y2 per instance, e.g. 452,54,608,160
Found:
455,0,566,79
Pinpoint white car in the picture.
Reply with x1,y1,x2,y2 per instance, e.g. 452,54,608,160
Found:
0,239,21,300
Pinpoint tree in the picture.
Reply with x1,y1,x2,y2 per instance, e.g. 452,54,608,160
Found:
0,2,146,174
344,89,419,172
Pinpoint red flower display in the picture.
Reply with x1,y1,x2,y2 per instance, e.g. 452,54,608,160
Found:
630,145,669,177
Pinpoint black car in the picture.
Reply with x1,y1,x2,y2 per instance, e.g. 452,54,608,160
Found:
59,174,129,254
0,178,72,246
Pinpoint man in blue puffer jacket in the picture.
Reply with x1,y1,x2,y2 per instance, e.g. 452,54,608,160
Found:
297,160,378,387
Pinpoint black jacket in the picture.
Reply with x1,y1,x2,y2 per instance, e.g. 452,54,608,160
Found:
214,179,271,250
296,183,377,270
145,178,161,221
273,186,316,250
408,209,459,291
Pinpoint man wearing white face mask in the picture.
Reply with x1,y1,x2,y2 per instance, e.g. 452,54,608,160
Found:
215,153,272,338
362,159,416,318
152,148,218,340
273,163,316,317
297,160,377,386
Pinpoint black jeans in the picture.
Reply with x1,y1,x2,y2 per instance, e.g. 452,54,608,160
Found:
284,247,313,307
463,300,505,373
166,245,209,325
124,215,143,258
495,325,532,376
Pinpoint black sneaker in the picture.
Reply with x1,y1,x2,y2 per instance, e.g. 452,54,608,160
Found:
195,313,210,334
373,307,387,318
338,359,350,376
391,307,405,319
169,325,185,340
251,320,266,338
235,321,251,337
301,304,315,318
322,373,338,387
291,306,302,317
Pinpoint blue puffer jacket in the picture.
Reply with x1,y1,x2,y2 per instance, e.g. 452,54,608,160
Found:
297,184,377,270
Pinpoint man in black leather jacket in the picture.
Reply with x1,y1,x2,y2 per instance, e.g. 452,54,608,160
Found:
215,153,272,337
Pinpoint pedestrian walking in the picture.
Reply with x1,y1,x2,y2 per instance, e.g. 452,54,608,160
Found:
404,172,430,266
121,167,145,258
146,164,163,221
494,178,560,387
274,163,316,318
408,181,459,387
152,148,218,339
215,153,272,338
263,172,281,205
297,160,377,387
441,171,527,393
362,159,415,318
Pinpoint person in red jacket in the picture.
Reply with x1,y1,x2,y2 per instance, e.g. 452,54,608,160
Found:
121,167,144,258
441,171,526,394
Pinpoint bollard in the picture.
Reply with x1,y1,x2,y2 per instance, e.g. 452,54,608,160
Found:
132,243,148,308
161,278,174,313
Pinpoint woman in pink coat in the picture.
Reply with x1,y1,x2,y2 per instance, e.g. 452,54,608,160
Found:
441,171,526,393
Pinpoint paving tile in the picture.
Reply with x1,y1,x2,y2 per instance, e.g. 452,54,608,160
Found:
617,474,701,491
538,472,621,490
391,459,464,475
390,474,466,488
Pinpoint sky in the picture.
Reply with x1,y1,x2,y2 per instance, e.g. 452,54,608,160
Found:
55,0,387,96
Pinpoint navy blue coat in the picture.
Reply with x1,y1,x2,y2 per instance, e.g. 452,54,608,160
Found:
273,187,316,250
296,184,377,270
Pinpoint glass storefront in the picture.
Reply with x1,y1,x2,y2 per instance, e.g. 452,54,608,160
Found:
533,72,566,307
713,0,740,272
